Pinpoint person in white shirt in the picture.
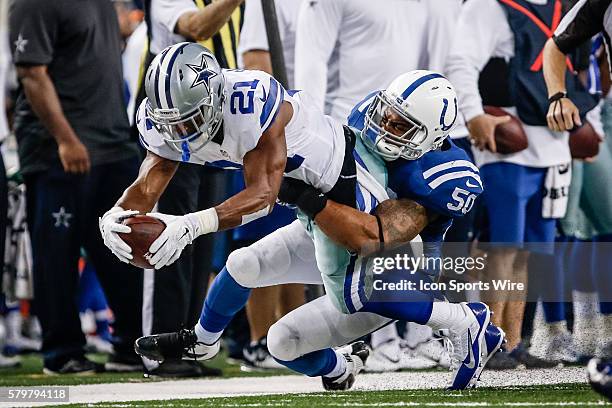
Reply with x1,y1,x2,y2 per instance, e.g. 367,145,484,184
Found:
445,0,596,369
294,0,429,122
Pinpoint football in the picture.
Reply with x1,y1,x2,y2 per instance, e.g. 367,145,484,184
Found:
569,121,600,159
483,106,528,154
118,215,166,269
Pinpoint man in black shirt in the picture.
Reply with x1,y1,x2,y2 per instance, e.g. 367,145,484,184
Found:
544,0,612,131
9,0,143,374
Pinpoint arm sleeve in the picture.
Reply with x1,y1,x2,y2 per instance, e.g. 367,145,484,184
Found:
294,0,343,112
152,0,198,35
238,0,269,55
553,0,608,54
9,0,57,66
444,0,512,122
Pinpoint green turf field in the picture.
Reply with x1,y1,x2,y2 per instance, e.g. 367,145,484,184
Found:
1,354,609,407
50,383,608,407
0,352,288,387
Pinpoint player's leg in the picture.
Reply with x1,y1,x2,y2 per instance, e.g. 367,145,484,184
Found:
134,220,322,361
267,294,390,390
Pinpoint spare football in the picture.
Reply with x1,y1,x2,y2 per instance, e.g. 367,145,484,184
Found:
483,106,528,154
569,121,600,159
118,215,166,269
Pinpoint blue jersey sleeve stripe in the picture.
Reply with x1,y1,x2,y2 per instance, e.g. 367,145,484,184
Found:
427,170,483,190
261,86,284,133
422,160,479,179
260,78,283,131
400,73,444,100
164,43,189,109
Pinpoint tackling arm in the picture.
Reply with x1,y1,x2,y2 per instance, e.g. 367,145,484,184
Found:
314,199,431,255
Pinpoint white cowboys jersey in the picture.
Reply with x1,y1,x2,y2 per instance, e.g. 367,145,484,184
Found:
136,69,346,193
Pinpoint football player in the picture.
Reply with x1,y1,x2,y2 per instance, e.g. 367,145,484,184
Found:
99,42,353,270
133,71,505,390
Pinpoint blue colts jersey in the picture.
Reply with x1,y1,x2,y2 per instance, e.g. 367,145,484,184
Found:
348,92,483,245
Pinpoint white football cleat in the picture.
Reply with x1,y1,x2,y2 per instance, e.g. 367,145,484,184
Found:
446,302,491,390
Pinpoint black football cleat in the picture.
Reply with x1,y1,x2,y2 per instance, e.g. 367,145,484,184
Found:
134,328,220,362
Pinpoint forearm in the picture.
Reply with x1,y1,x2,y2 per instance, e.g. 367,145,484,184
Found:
242,50,273,74
543,38,568,97
214,185,276,230
313,199,429,255
19,67,79,145
177,0,242,41
116,152,178,213
314,201,380,254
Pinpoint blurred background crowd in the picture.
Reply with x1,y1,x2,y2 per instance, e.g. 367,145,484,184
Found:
0,0,610,379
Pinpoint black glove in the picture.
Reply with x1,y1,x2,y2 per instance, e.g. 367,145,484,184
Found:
277,177,327,219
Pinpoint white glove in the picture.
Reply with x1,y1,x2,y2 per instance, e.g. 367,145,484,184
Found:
144,212,196,269
99,207,139,263
147,208,219,269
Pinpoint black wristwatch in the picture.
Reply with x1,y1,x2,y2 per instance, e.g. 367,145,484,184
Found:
548,91,568,103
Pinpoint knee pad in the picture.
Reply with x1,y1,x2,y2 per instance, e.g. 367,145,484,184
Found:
267,320,300,362
226,247,261,288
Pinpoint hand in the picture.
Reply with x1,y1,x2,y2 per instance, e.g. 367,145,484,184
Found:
277,177,313,207
547,97,581,132
467,113,511,153
99,207,140,263
146,212,199,270
58,139,91,174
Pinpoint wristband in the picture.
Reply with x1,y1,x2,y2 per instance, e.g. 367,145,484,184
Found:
188,208,219,238
375,214,385,243
296,188,328,219
548,91,567,103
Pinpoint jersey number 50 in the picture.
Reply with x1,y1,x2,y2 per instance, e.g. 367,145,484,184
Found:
447,187,477,214
230,80,260,114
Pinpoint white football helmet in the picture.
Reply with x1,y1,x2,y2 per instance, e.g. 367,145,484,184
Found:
144,43,225,153
362,70,458,160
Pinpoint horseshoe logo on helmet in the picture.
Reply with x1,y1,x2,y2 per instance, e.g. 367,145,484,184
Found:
440,97,458,132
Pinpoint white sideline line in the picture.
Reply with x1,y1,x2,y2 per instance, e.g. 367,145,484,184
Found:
0,367,593,407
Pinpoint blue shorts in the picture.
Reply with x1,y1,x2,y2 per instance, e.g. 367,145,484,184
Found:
480,162,555,250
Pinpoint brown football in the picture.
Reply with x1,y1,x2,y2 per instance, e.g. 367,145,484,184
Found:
118,215,166,269
569,121,600,159
483,106,528,154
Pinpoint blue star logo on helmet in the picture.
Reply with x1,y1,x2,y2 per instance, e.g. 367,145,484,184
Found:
186,55,218,91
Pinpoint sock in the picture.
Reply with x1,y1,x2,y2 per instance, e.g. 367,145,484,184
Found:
426,302,467,332
547,320,566,335
198,266,251,334
370,324,398,349
194,321,222,345
573,290,599,322
276,348,338,377
323,350,347,378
